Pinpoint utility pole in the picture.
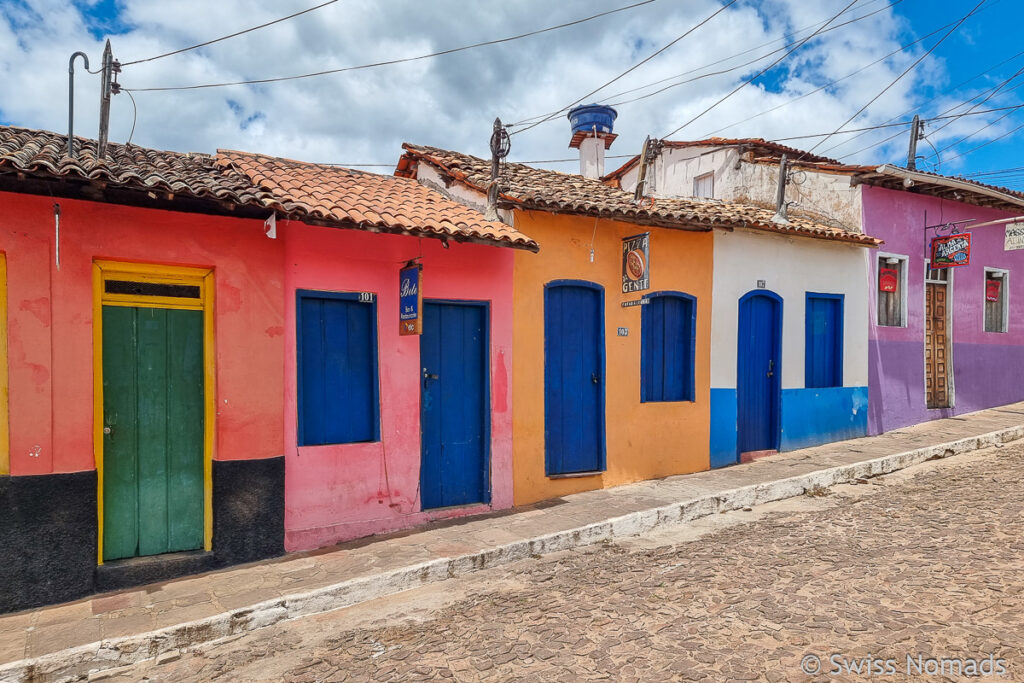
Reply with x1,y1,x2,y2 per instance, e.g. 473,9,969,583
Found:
97,40,114,159
906,114,922,171
485,118,509,221
67,51,90,158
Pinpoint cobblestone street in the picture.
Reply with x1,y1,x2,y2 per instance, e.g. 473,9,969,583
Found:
114,443,1024,682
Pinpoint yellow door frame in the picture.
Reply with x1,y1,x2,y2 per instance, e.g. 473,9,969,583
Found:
93,261,215,565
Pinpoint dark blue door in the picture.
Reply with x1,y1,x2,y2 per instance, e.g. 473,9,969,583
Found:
805,294,843,388
420,302,489,509
545,281,605,475
737,291,782,454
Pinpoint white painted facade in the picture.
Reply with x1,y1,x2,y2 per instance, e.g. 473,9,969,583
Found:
711,227,870,390
617,146,864,233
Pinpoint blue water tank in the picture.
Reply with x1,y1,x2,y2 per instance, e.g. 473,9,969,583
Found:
567,104,618,135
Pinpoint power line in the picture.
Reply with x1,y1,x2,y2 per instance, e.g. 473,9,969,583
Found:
700,17,964,139
121,0,341,67
800,0,988,157
509,0,739,137
509,0,902,126
661,0,862,140
122,0,659,91
605,0,905,109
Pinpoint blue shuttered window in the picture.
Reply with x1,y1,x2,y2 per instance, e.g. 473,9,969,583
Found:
641,292,696,402
297,291,380,445
805,293,843,388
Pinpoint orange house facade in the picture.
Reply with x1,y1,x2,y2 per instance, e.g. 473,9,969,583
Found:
399,146,723,504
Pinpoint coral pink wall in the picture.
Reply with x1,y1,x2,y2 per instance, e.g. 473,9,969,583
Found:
0,191,284,475
281,221,514,552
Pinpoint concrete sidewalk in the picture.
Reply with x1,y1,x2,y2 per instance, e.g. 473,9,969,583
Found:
4,404,1024,682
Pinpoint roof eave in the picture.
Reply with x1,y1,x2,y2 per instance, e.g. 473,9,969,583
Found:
863,165,1024,210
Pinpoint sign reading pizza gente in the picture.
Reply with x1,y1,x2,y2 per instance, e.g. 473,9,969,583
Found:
399,263,422,335
1005,223,1024,251
622,232,650,294
930,233,971,268
879,267,899,292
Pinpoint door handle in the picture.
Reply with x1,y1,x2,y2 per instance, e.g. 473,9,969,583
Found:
767,359,774,377
592,373,600,384
422,368,439,380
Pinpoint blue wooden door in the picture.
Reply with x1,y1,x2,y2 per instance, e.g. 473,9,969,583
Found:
545,281,605,475
420,302,489,509
805,294,842,388
737,292,782,454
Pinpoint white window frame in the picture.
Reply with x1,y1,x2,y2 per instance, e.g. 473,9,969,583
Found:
876,252,908,328
693,172,714,199
983,267,1010,333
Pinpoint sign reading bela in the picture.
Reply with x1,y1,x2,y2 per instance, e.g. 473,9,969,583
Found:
399,263,422,336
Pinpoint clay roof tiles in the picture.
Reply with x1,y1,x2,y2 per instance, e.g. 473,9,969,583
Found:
398,144,881,247
218,150,537,250
0,125,536,251
0,124,274,206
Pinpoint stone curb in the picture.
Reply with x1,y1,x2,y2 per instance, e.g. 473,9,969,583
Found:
4,424,1022,683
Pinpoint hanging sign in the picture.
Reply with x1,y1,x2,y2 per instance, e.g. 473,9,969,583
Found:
987,278,1002,302
399,263,422,336
879,267,899,293
622,232,650,294
1005,222,1024,251
930,233,971,268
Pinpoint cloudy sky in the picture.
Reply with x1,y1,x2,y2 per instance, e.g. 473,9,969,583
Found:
2,0,1023,184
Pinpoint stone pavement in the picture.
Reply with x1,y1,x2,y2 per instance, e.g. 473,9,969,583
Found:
3,403,1024,681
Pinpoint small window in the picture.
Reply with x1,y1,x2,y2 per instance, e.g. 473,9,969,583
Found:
805,293,843,388
985,268,1009,333
693,172,714,198
297,291,380,445
641,292,696,402
877,255,906,327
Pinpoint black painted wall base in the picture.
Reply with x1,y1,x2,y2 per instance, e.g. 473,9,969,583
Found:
0,470,97,614
1,456,285,614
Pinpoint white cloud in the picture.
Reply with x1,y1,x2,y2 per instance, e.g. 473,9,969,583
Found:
0,0,1008,172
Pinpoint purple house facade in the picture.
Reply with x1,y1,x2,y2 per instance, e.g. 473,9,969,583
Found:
861,170,1024,434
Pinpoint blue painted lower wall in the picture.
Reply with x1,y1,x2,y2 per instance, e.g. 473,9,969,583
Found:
709,386,868,468
780,386,868,451
710,388,738,469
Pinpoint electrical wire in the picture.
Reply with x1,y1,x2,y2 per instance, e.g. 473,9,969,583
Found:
509,0,740,137
508,0,903,126
605,0,905,108
800,0,988,157
700,17,962,139
122,0,659,91
121,0,341,67
661,0,861,140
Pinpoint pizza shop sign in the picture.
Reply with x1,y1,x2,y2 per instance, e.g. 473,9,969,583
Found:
622,232,650,294
930,233,971,269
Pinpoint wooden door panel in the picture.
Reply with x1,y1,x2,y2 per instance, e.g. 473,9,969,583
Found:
925,283,950,409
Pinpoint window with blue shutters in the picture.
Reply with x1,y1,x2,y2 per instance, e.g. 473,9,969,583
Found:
297,290,380,446
805,293,843,388
641,292,696,402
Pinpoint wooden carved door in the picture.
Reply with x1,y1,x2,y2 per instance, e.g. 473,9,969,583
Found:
925,277,951,409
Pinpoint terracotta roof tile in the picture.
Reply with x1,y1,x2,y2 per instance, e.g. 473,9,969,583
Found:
218,149,537,251
398,144,881,247
0,124,275,207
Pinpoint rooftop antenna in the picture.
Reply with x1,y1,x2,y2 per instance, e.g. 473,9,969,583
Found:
772,154,791,224
67,51,90,158
97,40,115,159
906,114,923,171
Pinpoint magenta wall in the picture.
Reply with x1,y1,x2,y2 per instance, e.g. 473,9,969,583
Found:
281,222,515,551
865,185,1024,434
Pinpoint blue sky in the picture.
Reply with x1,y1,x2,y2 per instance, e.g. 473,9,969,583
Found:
2,0,1023,186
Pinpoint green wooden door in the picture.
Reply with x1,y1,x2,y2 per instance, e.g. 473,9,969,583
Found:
102,305,205,561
